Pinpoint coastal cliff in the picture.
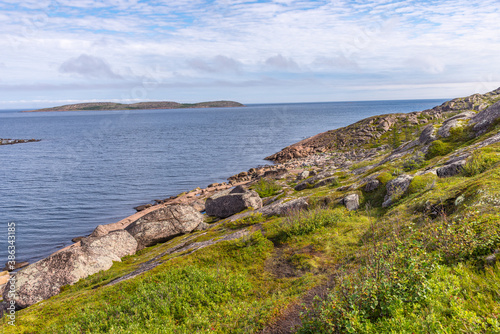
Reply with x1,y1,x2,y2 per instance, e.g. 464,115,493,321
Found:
23,100,244,112
2,88,500,333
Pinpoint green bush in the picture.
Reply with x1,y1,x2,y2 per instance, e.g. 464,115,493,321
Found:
351,264,500,333
402,152,425,171
408,174,437,194
252,178,282,198
462,150,500,177
426,140,453,159
298,242,436,333
448,125,471,143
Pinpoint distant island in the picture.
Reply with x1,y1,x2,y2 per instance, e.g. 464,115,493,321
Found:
23,100,245,112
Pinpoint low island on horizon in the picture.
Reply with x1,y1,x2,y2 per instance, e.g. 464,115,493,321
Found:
23,100,245,112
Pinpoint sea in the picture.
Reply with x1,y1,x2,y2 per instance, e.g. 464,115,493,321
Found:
0,99,447,265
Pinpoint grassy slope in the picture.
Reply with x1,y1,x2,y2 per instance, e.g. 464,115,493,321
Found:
3,97,500,333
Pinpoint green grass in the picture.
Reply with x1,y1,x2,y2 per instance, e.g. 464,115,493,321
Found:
269,207,344,242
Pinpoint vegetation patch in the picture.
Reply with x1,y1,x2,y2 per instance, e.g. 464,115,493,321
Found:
252,178,282,198
426,140,453,159
408,173,437,194
462,148,500,177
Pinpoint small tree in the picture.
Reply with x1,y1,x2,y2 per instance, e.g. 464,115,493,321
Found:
392,126,401,149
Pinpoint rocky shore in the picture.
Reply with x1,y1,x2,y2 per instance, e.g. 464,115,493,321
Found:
0,138,40,146
3,87,500,318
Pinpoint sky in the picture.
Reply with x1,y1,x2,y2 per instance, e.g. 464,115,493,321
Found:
0,0,500,108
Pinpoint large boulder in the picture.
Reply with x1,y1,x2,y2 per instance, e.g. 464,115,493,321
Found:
296,170,310,181
205,187,262,218
3,230,137,309
125,204,204,250
382,175,413,208
258,197,309,216
81,230,138,260
471,101,500,136
343,194,359,211
364,179,381,192
436,159,466,178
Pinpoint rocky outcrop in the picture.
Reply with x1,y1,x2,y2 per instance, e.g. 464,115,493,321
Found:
364,179,381,192
0,271,9,286
295,171,336,191
266,89,500,164
470,101,500,136
419,125,437,144
125,205,204,250
4,230,137,309
382,175,413,208
343,194,359,211
436,111,475,138
134,204,152,212
313,177,338,188
258,198,309,216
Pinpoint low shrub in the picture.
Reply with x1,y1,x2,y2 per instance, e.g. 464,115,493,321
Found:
426,140,453,159
462,150,500,177
298,241,436,333
252,178,282,198
402,152,426,171
425,211,500,264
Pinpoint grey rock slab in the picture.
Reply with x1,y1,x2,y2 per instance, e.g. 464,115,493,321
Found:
125,204,204,250
382,174,413,208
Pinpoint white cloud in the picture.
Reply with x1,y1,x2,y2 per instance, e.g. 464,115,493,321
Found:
59,54,123,79
0,0,499,106
265,55,300,70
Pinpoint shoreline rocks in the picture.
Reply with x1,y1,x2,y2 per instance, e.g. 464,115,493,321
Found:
0,138,40,146
205,187,262,218
3,230,137,309
125,204,205,250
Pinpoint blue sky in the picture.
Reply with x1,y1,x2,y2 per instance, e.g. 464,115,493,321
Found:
0,0,499,108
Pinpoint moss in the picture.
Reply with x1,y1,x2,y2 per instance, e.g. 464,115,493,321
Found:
408,174,437,194
376,172,393,185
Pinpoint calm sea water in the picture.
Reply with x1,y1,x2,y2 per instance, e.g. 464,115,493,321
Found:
0,100,446,264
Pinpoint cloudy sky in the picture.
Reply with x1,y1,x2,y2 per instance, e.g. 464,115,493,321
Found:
1,0,499,108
